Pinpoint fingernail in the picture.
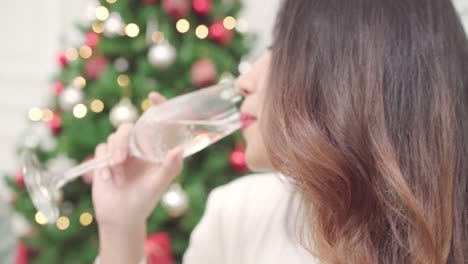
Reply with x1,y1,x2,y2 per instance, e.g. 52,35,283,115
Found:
101,169,111,181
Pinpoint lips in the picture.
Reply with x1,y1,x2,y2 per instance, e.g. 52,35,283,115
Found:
240,113,257,130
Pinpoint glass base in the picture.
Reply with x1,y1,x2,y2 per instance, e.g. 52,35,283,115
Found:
21,151,59,223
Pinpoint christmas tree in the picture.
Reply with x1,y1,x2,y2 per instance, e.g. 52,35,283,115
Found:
5,0,252,263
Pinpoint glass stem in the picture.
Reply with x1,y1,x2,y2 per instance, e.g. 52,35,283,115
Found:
55,153,113,189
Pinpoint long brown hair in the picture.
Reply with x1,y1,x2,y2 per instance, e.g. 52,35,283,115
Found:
262,0,468,263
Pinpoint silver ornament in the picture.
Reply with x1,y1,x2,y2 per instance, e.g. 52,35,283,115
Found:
162,183,189,218
238,59,252,75
103,12,125,37
109,98,139,127
39,134,57,152
47,154,77,178
60,86,84,111
148,41,177,69
21,123,49,149
114,57,130,72
21,123,56,151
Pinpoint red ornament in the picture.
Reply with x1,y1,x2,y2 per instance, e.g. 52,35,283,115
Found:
209,21,233,45
229,147,249,172
48,113,62,135
85,56,108,80
16,169,25,188
58,53,68,67
162,0,190,19
191,59,217,87
53,81,65,96
144,233,174,264
85,32,100,48
192,0,212,16
81,156,94,184
15,242,28,264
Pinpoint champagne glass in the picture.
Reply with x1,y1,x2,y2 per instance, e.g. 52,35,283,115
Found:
22,81,242,223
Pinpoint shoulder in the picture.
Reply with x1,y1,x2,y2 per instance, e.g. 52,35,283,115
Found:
183,173,304,263
209,173,299,242
209,173,295,218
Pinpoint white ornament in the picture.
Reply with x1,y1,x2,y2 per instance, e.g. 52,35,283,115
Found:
114,57,130,72
148,41,177,69
219,72,235,83
103,12,125,37
11,213,32,237
109,98,139,127
162,183,189,218
47,154,77,178
60,86,84,111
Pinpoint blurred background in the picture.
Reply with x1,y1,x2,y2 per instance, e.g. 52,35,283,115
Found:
0,0,467,263
0,0,282,263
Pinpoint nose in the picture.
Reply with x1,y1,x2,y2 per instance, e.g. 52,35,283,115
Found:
235,72,256,97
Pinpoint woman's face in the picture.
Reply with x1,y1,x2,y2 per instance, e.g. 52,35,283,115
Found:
236,51,273,172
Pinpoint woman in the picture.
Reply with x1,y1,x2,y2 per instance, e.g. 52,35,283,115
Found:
93,0,468,263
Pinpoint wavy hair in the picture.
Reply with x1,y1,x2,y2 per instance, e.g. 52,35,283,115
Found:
261,0,468,263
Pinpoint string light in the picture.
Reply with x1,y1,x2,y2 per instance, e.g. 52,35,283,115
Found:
65,48,79,61
106,0,117,3
125,23,140,38
141,98,152,111
73,104,88,118
91,99,105,113
79,45,92,59
73,76,87,89
41,109,54,122
56,216,70,230
79,212,93,226
152,31,165,44
117,74,130,87
223,16,236,30
28,107,42,121
92,21,104,33
176,19,190,33
195,25,209,39
35,211,48,225
96,6,109,21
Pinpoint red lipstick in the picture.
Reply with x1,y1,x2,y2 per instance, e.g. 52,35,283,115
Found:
240,113,257,130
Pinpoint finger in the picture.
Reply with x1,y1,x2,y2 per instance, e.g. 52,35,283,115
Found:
108,124,133,165
149,147,184,191
149,92,167,105
94,143,111,181
108,123,133,185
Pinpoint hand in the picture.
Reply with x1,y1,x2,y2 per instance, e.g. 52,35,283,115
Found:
92,92,184,228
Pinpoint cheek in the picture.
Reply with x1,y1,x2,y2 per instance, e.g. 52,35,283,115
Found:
244,125,272,172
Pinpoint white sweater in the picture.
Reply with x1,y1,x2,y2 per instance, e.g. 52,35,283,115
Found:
97,173,319,264
183,173,319,263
